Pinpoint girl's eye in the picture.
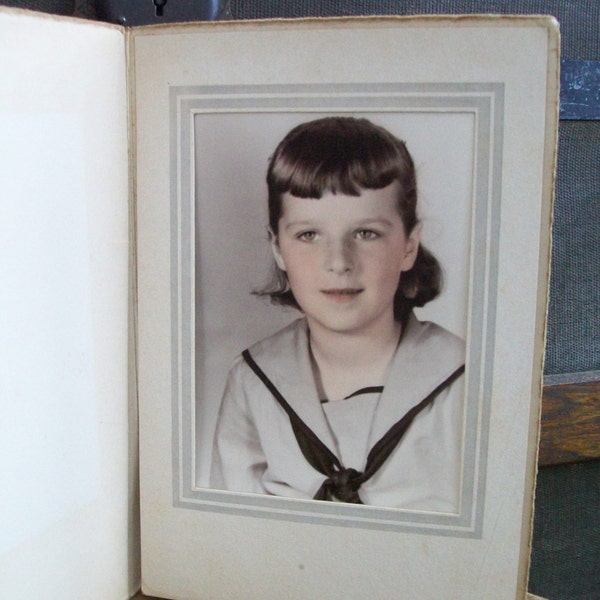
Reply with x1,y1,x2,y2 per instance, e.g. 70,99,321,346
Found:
297,231,318,242
355,229,380,240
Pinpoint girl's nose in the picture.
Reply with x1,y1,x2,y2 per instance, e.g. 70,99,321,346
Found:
325,239,354,274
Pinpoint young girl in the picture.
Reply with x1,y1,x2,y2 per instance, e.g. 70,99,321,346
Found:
211,117,465,511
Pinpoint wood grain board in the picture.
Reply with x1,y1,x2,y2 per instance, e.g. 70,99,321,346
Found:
539,376,600,466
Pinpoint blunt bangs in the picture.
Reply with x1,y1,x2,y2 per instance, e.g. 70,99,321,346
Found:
267,117,416,220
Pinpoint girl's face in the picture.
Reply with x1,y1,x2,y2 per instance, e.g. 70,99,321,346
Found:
271,182,420,339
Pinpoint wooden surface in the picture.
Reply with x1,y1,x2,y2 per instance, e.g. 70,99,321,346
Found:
539,377,600,466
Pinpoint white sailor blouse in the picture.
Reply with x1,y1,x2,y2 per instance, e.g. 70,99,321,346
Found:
211,314,466,511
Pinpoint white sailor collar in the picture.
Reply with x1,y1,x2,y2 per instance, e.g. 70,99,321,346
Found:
245,314,465,452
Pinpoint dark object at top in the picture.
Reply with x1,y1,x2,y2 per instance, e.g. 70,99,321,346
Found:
95,0,224,26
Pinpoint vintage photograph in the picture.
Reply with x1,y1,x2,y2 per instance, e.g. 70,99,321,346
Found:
190,104,478,520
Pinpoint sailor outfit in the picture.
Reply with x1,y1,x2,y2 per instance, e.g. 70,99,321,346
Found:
211,314,465,511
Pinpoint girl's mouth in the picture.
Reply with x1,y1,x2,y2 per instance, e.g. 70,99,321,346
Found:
321,288,363,301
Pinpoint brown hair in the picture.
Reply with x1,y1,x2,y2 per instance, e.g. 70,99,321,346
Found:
256,116,442,322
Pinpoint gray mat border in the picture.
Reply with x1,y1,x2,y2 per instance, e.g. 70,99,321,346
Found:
169,82,504,537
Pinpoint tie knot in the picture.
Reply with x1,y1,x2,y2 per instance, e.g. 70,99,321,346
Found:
328,467,363,503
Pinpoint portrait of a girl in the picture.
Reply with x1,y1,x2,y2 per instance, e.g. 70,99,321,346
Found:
211,116,465,511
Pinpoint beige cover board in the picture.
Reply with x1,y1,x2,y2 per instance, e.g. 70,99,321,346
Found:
134,15,559,600
0,8,135,599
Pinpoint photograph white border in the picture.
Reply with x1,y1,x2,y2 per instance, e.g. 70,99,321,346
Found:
170,82,504,536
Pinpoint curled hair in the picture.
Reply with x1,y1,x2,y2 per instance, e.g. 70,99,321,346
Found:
256,116,442,322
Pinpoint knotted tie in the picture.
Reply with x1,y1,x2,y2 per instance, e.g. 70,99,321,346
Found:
242,349,465,504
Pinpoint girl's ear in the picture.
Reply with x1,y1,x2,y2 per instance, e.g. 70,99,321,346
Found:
269,228,287,271
400,226,421,272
